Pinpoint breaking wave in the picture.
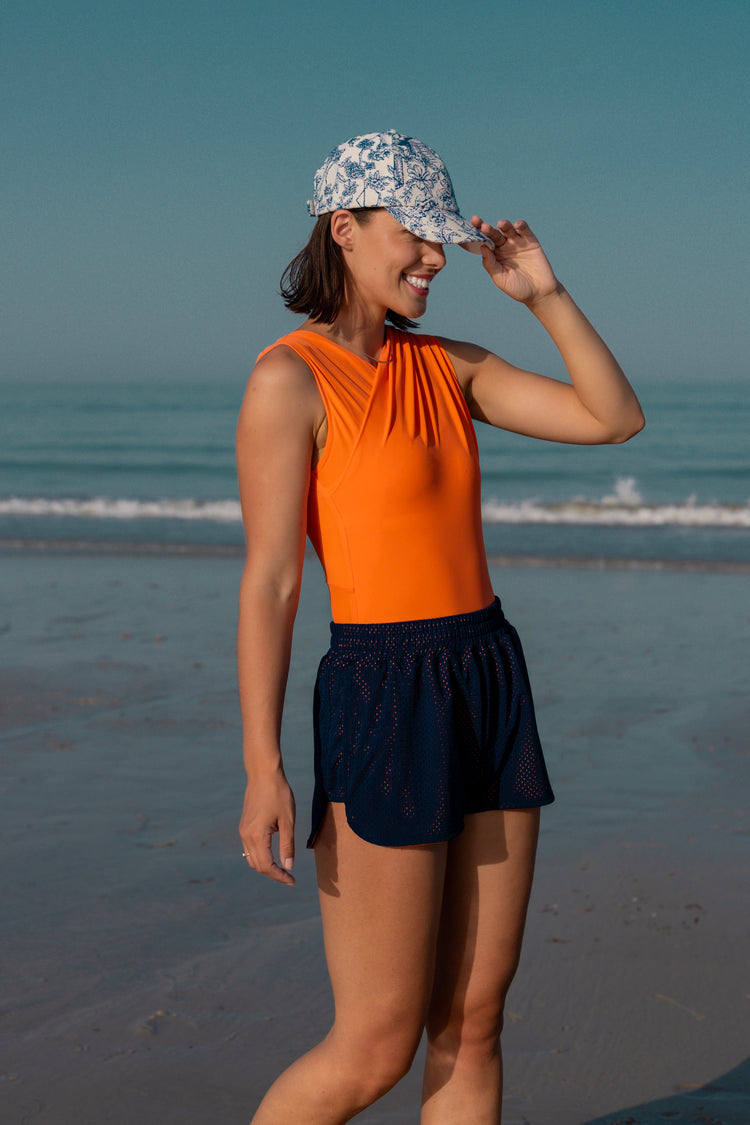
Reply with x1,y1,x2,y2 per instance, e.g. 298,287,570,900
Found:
1,480,749,529
482,478,750,527
0,497,242,523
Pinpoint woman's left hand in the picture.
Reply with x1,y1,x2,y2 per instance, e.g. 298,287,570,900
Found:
472,216,561,306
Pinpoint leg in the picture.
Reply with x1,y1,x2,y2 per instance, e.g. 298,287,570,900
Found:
421,808,540,1125
251,802,448,1124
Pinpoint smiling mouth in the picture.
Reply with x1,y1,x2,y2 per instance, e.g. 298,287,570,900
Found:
404,274,431,295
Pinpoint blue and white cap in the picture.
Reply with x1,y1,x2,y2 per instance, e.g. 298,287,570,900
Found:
307,130,493,254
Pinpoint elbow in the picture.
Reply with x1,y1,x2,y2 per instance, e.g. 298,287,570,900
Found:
618,408,646,443
606,405,646,444
240,558,303,612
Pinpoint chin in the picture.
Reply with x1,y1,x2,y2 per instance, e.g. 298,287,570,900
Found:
392,296,427,318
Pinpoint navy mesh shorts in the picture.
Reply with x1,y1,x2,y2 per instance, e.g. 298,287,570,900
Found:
307,598,554,848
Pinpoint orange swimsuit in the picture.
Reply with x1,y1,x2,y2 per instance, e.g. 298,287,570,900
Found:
258,326,495,624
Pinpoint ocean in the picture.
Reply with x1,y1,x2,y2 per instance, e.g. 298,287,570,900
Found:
3,377,749,1125
2,376,748,566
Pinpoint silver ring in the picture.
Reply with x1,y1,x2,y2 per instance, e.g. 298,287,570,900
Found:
241,851,251,858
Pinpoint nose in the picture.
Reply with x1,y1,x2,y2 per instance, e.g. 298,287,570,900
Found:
423,241,446,270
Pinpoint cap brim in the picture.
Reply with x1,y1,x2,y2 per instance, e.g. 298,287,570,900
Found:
457,239,492,256
386,205,494,252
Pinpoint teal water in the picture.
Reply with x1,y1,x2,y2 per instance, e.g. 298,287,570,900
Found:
2,377,748,562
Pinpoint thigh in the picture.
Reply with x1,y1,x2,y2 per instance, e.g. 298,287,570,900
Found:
315,802,448,1038
426,808,540,1036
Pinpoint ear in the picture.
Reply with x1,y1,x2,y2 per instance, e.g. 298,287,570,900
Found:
329,209,358,251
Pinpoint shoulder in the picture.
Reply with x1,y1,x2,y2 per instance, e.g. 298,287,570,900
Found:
430,336,495,392
238,342,323,436
252,340,317,388
400,331,490,368
433,335,492,367
247,339,322,401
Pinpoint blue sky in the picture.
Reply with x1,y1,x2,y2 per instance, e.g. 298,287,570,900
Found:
3,0,748,383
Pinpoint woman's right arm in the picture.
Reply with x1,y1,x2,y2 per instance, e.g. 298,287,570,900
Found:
236,346,324,886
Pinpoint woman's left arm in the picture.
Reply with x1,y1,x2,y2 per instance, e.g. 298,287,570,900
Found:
443,217,645,445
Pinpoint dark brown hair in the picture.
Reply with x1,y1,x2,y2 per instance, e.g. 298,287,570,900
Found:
279,209,417,330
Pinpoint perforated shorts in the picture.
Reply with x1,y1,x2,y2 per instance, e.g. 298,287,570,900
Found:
307,598,554,848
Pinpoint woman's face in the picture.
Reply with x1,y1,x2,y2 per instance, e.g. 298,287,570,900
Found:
341,209,446,319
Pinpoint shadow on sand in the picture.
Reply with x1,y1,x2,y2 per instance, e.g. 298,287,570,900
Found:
581,1056,750,1124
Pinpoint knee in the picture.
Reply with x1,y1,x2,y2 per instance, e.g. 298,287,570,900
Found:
426,997,505,1069
357,1048,411,1102
369,1018,424,1090
335,1021,421,1104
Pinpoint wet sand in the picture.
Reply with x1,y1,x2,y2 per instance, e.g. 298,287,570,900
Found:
1,550,748,1124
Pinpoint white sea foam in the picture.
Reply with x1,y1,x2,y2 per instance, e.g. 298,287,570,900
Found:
0,497,243,523
481,498,750,528
482,475,750,527
1,479,749,529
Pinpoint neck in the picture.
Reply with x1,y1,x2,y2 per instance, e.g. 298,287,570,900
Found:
306,297,389,361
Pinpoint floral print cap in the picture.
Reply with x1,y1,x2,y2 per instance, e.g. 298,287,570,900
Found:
307,130,493,253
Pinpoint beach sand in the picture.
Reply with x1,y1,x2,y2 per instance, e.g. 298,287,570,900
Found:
1,549,748,1124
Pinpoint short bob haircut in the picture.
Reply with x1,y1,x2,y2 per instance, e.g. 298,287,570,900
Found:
280,209,417,331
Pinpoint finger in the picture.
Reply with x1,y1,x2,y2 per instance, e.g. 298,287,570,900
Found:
472,214,502,237
479,243,501,269
471,214,495,232
265,825,296,886
240,828,275,874
246,827,296,886
497,219,534,242
495,219,523,241
269,861,295,886
240,831,254,861
278,816,295,875
477,239,496,262
472,219,508,257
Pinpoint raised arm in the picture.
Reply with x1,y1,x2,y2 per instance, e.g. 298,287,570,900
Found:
443,217,645,445
236,346,324,885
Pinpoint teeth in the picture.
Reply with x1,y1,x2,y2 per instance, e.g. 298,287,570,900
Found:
405,274,429,290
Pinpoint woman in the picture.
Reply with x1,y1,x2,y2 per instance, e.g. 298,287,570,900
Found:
236,130,644,1124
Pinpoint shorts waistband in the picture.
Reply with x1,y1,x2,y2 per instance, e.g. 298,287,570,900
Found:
329,598,506,655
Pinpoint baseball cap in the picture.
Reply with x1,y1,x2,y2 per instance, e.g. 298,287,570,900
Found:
307,130,493,254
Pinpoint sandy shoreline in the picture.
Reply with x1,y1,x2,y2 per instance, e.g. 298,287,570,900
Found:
1,553,748,1124
3,536,750,575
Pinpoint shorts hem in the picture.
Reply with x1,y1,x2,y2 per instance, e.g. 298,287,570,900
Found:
306,793,555,850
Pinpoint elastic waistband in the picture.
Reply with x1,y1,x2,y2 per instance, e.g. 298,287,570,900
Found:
329,598,506,655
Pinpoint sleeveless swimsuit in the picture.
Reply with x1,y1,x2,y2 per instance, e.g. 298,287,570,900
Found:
258,326,494,623
257,326,554,845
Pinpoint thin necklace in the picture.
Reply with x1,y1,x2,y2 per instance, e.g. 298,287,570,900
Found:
359,347,392,364
318,331,392,365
